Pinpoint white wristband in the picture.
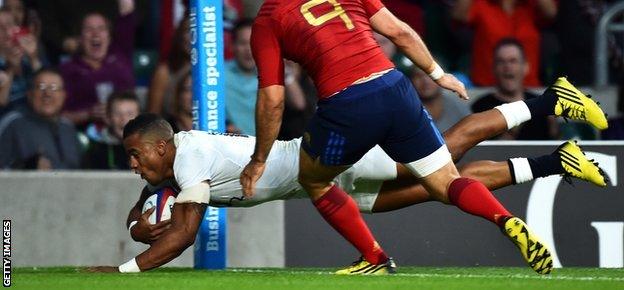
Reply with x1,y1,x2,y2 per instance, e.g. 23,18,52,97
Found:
428,63,445,80
128,221,138,233
119,258,141,273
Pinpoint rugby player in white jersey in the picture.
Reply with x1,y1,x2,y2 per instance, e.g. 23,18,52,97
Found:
86,93,607,274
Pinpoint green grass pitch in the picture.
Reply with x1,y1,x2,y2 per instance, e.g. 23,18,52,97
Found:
11,267,624,290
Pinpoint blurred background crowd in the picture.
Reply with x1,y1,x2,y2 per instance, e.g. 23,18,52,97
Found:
0,0,622,171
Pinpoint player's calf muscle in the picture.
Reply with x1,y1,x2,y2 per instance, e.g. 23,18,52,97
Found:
458,161,512,190
444,110,507,161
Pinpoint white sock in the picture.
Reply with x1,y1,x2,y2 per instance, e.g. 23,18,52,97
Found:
495,101,532,130
509,158,534,184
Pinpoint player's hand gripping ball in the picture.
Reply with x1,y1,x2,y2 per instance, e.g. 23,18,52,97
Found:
131,187,177,244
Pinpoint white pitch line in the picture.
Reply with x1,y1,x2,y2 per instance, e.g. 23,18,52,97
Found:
391,272,624,282
228,269,624,282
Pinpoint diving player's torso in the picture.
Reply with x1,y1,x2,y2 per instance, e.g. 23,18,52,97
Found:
172,131,397,207
173,131,301,207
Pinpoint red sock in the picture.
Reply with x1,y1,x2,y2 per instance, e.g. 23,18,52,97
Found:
448,178,511,227
313,185,388,264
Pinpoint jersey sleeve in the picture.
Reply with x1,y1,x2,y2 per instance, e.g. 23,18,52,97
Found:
362,0,385,17
174,143,214,192
176,182,211,204
174,147,213,204
251,19,284,88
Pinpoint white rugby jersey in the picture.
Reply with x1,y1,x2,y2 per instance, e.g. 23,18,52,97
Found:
172,130,397,208
173,131,302,206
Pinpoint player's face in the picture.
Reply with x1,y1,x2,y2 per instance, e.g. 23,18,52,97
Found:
28,72,66,119
81,14,111,62
493,45,528,94
123,134,166,185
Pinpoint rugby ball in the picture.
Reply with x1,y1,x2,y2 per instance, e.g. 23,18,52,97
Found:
142,187,177,224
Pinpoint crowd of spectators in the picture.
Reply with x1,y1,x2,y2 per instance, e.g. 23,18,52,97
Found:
0,0,622,170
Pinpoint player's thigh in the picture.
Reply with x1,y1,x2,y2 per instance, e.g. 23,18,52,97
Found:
380,78,447,165
300,99,384,168
348,146,399,181
298,147,350,199
382,105,452,181
372,74,459,202
387,118,459,203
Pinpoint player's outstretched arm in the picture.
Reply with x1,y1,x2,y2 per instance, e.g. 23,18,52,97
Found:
117,182,211,272
133,202,207,272
86,202,204,273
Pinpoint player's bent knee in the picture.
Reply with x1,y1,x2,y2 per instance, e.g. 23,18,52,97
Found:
417,164,460,204
447,140,469,163
402,145,457,204
433,174,461,204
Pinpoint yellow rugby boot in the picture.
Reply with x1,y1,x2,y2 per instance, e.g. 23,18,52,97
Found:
550,77,608,130
557,140,607,187
503,217,553,275
335,257,396,275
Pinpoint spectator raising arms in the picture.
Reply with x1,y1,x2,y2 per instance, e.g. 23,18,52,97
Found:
452,0,557,87
34,0,119,64
0,68,80,169
0,8,44,114
59,0,136,129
